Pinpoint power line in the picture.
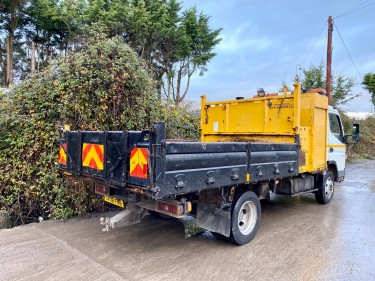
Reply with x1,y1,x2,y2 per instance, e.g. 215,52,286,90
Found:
334,1,375,19
333,21,362,79
300,22,327,67
299,0,374,72
350,0,373,10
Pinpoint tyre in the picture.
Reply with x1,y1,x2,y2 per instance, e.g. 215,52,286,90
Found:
315,171,335,204
211,232,228,241
230,191,261,245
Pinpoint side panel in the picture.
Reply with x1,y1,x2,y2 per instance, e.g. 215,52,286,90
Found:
157,142,248,199
327,111,346,177
201,91,328,176
297,126,310,173
105,132,128,186
312,106,327,171
203,97,295,135
299,94,328,173
153,142,298,199
200,95,296,144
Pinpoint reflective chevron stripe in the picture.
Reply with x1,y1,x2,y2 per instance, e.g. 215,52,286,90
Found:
129,148,148,178
58,144,67,165
82,143,104,170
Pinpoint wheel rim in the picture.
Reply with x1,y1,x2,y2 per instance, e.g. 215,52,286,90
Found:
325,176,334,199
237,200,257,235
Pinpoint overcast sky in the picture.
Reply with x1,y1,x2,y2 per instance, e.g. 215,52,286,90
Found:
182,0,375,112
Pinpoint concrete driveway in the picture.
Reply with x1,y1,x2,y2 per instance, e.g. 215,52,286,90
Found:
1,160,375,281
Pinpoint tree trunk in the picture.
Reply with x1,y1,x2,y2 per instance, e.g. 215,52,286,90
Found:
176,69,182,105
37,44,40,73
60,41,64,58
179,73,192,104
6,34,14,86
31,41,35,77
45,45,49,64
179,64,196,104
167,76,171,100
0,39,5,84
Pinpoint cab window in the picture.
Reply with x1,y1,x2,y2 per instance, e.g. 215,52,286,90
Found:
329,113,343,141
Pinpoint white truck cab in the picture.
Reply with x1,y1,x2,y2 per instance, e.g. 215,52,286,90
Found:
327,106,359,182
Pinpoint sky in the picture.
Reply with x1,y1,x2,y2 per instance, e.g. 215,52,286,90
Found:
182,0,375,112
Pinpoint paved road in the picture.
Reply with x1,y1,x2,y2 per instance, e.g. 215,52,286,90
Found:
1,161,375,281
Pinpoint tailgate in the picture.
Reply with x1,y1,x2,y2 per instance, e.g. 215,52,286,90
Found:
58,127,157,188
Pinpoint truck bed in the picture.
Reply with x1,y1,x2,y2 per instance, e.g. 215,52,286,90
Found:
59,122,298,199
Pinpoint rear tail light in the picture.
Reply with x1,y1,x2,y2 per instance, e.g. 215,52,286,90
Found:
95,184,110,195
155,200,191,218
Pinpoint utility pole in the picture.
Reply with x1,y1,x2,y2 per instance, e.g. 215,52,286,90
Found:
326,16,333,104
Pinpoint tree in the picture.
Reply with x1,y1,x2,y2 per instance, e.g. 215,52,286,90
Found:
27,0,85,72
362,73,375,107
0,0,28,86
166,7,222,105
85,1,222,104
124,0,182,99
0,0,86,84
331,73,357,106
1,0,222,104
301,64,357,107
302,63,325,90
85,0,128,36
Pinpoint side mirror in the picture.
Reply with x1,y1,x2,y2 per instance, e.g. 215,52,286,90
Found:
344,123,360,144
352,123,359,142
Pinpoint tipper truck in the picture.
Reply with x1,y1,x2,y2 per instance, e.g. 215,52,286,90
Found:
58,81,359,245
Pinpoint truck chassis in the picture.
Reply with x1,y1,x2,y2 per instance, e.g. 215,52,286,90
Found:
59,122,331,245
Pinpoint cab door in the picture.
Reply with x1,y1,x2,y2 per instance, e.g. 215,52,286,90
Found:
327,111,346,181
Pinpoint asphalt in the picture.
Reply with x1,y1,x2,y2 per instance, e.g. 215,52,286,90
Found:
1,160,375,281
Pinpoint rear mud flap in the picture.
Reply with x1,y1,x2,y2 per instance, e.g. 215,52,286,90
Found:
179,216,205,238
197,204,231,237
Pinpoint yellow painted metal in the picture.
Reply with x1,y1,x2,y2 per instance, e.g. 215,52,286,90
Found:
328,144,346,148
200,82,328,174
298,93,328,173
246,173,250,182
293,82,301,133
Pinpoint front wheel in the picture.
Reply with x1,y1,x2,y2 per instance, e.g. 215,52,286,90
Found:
230,191,261,245
315,171,335,204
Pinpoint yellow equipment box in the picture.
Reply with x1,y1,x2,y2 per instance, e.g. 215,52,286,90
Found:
200,82,328,174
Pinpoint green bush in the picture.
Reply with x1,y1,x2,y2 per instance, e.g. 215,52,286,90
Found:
341,113,375,161
0,28,200,226
0,31,164,226
162,101,200,140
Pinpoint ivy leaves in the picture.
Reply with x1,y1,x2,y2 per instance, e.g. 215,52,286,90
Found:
0,31,158,225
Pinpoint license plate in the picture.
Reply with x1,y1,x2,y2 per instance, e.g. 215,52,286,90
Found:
103,196,125,208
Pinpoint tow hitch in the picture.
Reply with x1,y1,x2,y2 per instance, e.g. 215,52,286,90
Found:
100,205,148,232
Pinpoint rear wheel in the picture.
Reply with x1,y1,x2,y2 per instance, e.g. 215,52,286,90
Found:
230,191,261,245
315,171,335,204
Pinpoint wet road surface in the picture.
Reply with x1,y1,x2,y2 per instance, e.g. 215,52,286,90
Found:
1,160,375,281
